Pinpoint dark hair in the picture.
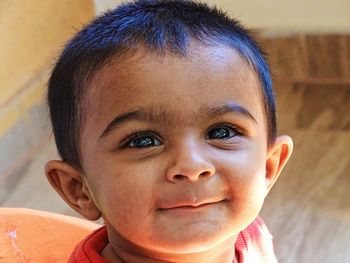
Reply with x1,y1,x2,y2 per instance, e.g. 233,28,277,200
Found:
47,0,276,169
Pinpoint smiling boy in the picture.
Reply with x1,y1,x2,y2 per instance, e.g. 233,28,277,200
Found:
45,1,293,262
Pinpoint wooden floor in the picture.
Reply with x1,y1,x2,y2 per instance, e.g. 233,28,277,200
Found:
261,83,350,263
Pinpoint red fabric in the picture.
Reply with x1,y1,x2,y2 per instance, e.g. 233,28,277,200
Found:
69,217,277,262
235,217,278,262
68,227,109,263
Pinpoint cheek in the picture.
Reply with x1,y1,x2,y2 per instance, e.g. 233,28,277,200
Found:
96,177,156,244
218,150,267,211
89,161,158,227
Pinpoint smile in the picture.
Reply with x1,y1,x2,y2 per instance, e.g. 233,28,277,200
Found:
158,199,227,215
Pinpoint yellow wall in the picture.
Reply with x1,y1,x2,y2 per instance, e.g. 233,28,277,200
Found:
94,0,350,33
0,0,94,137
215,0,350,33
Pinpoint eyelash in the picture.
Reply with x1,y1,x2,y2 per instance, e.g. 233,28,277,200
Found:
120,124,243,149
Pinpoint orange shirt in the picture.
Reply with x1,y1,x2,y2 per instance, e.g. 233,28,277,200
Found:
69,217,277,263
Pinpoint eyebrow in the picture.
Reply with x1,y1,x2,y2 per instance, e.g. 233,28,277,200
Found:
204,103,257,124
99,103,257,140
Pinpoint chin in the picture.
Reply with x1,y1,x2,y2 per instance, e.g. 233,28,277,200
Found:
150,225,234,254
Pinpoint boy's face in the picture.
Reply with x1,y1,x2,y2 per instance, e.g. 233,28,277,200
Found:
47,43,292,257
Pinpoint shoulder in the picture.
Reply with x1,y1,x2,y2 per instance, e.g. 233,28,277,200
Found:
235,217,278,263
68,226,110,263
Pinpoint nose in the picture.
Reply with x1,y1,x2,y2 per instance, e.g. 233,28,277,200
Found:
165,140,215,183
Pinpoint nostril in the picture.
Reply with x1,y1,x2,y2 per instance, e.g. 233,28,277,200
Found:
172,171,212,181
174,174,185,180
200,171,212,177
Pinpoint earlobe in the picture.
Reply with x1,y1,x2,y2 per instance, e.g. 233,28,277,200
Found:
44,160,101,220
265,135,293,195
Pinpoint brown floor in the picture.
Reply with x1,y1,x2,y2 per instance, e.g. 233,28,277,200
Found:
261,83,350,262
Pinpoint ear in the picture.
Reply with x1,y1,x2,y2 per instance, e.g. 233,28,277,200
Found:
44,160,101,220
265,135,293,195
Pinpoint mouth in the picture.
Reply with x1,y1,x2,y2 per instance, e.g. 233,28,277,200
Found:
158,199,227,211
157,200,226,217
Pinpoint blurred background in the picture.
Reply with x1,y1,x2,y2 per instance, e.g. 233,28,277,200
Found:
0,1,349,262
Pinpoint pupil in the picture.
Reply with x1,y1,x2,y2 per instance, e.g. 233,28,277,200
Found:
213,128,228,138
135,137,153,147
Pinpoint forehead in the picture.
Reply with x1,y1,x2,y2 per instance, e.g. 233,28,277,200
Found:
81,43,264,136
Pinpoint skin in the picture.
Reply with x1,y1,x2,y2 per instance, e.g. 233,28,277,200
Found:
45,43,293,263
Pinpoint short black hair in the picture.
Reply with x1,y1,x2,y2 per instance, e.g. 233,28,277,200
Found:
47,0,276,169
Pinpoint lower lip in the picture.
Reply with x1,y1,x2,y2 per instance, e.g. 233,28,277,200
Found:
159,202,222,216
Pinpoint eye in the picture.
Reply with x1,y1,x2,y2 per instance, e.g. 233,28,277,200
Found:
206,125,239,140
125,133,161,148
